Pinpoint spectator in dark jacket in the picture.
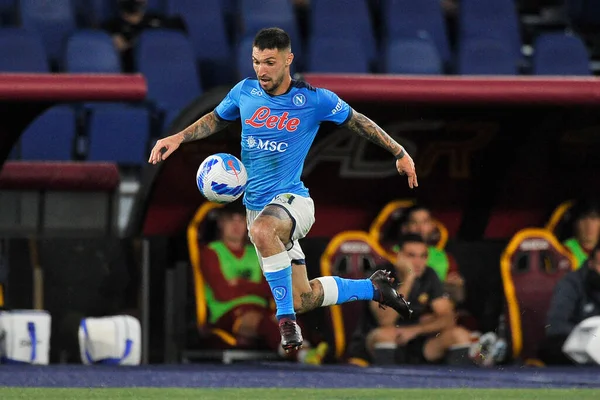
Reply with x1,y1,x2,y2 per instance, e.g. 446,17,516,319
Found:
540,243,600,364
102,0,186,72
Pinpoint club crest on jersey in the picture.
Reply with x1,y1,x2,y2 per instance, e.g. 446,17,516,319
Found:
292,93,306,107
245,106,300,132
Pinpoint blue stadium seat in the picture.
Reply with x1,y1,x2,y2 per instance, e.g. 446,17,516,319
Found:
135,29,202,113
382,0,451,64
307,36,369,73
239,0,303,61
0,28,49,72
73,0,115,27
459,0,522,60
384,38,442,75
65,30,121,73
310,0,377,62
147,0,165,14
88,106,150,165
236,35,257,80
19,0,77,63
166,0,234,87
532,33,591,76
20,105,76,161
457,38,518,75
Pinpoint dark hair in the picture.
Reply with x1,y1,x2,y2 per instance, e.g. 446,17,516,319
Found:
572,198,600,221
253,27,291,51
399,204,431,228
405,204,431,218
397,233,426,249
219,202,246,218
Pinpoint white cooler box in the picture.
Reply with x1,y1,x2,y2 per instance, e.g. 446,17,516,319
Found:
78,315,141,365
562,316,600,365
0,310,51,365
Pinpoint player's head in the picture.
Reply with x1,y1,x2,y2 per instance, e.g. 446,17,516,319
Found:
397,233,428,276
252,27,294,95
572,199,600,246
218,203,247,244
401,204,436,242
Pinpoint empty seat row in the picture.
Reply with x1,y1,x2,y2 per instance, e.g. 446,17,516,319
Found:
1,0,595,78
0,28,203,115
294,32,591,75
0,0,522,69
12,104,154,166
0,25,592,85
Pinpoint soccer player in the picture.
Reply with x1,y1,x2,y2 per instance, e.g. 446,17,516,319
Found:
149,27,417,352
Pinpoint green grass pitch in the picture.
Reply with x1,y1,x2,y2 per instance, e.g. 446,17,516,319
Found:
0,388,598,400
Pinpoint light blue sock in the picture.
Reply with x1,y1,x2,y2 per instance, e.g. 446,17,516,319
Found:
264,265,295,321
316,276,375,306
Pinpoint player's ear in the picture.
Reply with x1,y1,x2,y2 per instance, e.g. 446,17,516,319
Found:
286,52,294,67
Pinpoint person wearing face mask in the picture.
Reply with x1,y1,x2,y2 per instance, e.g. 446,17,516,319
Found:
540,243,600,364
102,0,185,72
563,200,600,269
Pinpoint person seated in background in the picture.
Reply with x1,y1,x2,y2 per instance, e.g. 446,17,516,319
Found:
399,205,465,305
347,234,501,366
200,203,327,364
540,243,600,365
563,199,600,269
102,0,186,72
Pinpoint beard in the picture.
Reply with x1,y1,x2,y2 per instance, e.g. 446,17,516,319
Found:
259,74,285,94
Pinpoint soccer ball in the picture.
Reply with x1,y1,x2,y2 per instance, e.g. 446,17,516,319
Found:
196,153,248,203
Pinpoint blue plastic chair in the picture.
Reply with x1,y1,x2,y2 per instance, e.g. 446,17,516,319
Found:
20,105,76,161
135,29,202,112
532,33,591,76
65,29,121,73
0,28,49,72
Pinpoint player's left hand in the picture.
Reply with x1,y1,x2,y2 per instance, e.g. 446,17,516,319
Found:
395,151,418,189
395,326,420,345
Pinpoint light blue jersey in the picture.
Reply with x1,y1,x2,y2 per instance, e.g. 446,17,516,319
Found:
214,78,352,211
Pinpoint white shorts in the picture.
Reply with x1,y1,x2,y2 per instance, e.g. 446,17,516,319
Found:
246,193,315,265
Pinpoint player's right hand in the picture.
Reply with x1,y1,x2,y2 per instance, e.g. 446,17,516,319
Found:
395,150,418,189
148,134,183,164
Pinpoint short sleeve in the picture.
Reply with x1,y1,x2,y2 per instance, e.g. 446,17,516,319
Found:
426,268,445,301
214,79,246,121
317,88,352,125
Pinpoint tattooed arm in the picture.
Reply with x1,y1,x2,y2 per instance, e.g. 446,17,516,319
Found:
148,111,231,164
344,110,419,188
178,111,231,143
344,111,403,157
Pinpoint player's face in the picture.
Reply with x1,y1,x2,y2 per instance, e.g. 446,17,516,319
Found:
576,214,600,245
404,210,435,240
252,47,293,94
399,242,428,277
220,213,247,243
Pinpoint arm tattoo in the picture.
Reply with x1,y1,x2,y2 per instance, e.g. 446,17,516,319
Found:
180,111,230,143
344,111,403,157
